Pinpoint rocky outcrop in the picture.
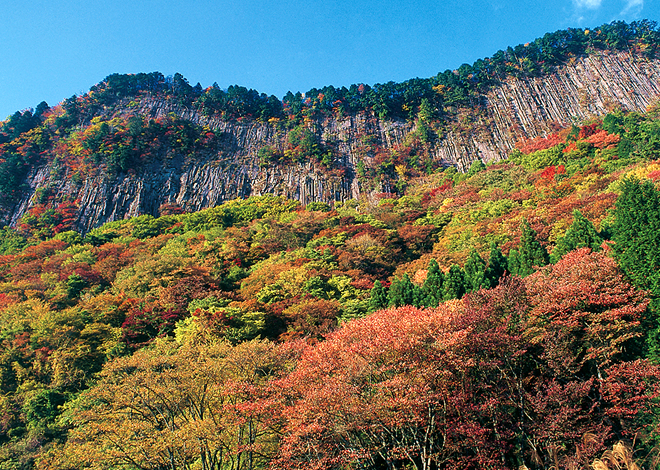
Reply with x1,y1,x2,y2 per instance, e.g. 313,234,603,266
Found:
7,50,660,232
432,50,660,170
482,51,660,156
134,51,660,171
11,155,359,232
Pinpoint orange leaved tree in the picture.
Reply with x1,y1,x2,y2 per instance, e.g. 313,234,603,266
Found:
273,249,659,469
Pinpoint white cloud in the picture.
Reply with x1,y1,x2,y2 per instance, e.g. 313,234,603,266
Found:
621,0,644,16
573,0,602,9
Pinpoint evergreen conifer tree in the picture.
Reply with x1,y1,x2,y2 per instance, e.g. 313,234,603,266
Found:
484,242,507,288
418,98,434,122
387,277,403,307
442,264,466,301
510,218,549,277
422,259,444,307
612,178,660,294
464,249,487,292
612,178,660,360
369,280,388,313
388,274,419,307
412,282,425,307
507,248,520,278
400,273,418,307
551,210,603,263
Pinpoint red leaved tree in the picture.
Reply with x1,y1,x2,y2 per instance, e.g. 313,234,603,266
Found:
273,249,660,469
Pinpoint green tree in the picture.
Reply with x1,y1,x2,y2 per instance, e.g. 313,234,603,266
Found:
484,243,508,288
442,264,466,301
422,259,444,307
303,276,330,300
464,249,487,292
23,390,64,428
467,159,486,177
612,178,660,295
369,280,389,312
306,201,331,212
66,274,87,299
509,219,549,277
418,98,434,122
416,120,433,143
611,178,660,360
388,274,419,307
508,248,521,277
550,210,603,263
0,226,26,255
602,110,625,135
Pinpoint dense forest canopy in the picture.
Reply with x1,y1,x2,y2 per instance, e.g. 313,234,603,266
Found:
1,97,660,467
2,19,660,470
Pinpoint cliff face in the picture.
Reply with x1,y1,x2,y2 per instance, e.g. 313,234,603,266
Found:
425,50,660,170
7,50,660,233
482,50,660,161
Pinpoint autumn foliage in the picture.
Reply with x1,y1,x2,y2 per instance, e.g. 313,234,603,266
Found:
3,25,660,468
1,108,660,467
274,250,658,470
516,132,564,154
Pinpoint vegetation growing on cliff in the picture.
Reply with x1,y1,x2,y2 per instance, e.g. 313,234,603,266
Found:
1,100,660,467
3,19,660,470
2,20,660,216
78,20,660,123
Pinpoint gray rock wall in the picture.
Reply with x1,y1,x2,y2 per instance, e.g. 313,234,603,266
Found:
7,50,660,233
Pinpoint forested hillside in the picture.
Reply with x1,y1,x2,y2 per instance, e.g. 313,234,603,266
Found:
3,21,660,233
2,19,660,470
1,94,660,467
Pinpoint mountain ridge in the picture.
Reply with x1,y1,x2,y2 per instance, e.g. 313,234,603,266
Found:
4,22,660,470
3,21,660,232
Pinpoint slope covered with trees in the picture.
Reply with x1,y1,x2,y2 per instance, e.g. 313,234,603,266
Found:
3,19,660,470
0,94,660,467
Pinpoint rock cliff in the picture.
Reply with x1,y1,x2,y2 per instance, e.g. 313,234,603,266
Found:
7,50,660,233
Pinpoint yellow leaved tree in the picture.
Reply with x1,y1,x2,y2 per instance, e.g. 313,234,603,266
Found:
45,338,285,470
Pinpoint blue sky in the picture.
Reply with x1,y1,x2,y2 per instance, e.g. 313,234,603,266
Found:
0,0,654,119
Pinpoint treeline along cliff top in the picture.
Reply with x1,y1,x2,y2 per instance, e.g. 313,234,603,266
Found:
1,19,660,470
3,20,660,233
